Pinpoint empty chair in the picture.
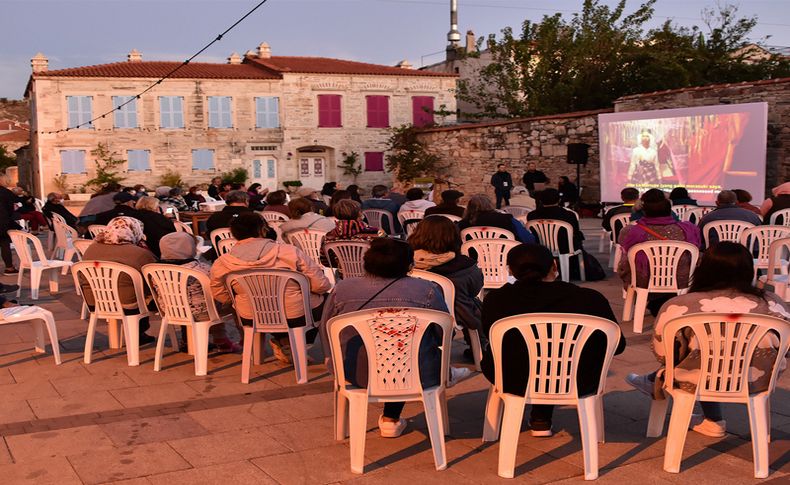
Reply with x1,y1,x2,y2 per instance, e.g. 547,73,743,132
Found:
50,212,79,264
209,228,233,256
262,211,290,224
325,240,370,279
328,308,454,474
88,224,107,238
8,230,72,300
482,313,621,480
286,228,328,264
460,226,515,241
143,264,229,376
647,313,790,478
759,237,790,300
672,204,697,221
702,219,755,247
686,206,713,225
622,241,699,333
0,305,61,364
769,208,790,226
397,210,425,229
217,237,237,256
362,209,395,235
740,226,790,282
526,219,585,282
461,239,520,291
502,206,531,218
607,213,632,268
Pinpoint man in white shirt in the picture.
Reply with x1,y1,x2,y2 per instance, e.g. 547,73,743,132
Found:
398,188,436,213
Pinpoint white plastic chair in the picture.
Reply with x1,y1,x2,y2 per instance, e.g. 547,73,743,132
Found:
608,213,632,268
88,224,107,239
325,240,370,279
209,228,233,256
502,206,531,218
645,313,790,478
769,208,790,227
262,211,290,224
482,313,621,480
622,241,699,334
565,208,580,221
286,228,329,264
526,219,585,282
362,209,395,235
71,239,92,259
217,237,237,256
8,230,72,300
702,220,755,247
460,226,515,241
426,213,462,223
398,210,425,228
740,226,790,283
0,306,61,364
143,264,228,376
225,269,315,384
163,207,180,221
328,308,454,474
672,204,697,221
173,220,193,234
686,207,713,225
759,237,790,300
72,261,151,366
461,239,520,290
50,213,78,265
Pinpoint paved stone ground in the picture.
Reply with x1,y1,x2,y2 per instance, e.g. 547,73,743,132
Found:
0,219,788,484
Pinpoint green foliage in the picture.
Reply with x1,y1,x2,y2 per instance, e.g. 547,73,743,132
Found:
385,125,445,183
159,170,184,189
52,174,69,193
0,145,17,171
282,180,303,187
220,167,249,184
458,1,790,118
85,143,125,189
339,151,363,181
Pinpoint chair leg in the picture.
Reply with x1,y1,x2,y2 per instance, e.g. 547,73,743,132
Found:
468,329,483,372
347,393,369,474
154,320,169,372
16,268,23,298
241,326,254,383
663,392,696,473
647,398,669,437
32,319,46,353
192,323,210,376
497,397,526,479
48,268,60,294
80,302,88,320
578,253,586,282
124,317,141,367
747,394,771,479
84,314,98,364
423,389,448,471
622,287,634,322
595,395,605,443
42,313,61,365
288,327,309,384
168,325,180,352
482,386,504,442
30,267,42,300
439,388,451,436
578,396,600,480
632,289,648,334
253,331,264,365
334,389,349,441
559,255,570,283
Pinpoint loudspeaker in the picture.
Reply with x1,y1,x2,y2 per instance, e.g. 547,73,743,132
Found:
567,143,589,165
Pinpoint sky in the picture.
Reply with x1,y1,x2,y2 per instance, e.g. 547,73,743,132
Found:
1,0,789,99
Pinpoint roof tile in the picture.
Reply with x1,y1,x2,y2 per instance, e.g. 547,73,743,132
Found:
248,56,457,77
36,61,280,80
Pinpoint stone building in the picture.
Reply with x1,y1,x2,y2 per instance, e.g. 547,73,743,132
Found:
23,44,457,197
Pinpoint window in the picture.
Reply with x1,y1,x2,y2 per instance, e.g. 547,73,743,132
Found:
317,94,342,128
252,158,277,179
255,97,280,128
251,145,278,152
192,149,214,170
113,96,138,128
208,96,232,128
364,151,384,172
66,96,93,129
366,96,389,128
60,150,86,174
159,96,184,129
127,150,150,171
412,96,435,128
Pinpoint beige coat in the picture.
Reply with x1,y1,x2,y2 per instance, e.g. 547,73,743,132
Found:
210,238,331,320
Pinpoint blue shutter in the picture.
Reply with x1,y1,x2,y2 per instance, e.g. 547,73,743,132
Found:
160,96,184,128
127,150,150,171
67,97,79,129
113,96,137,128
67,96,92,129
255,96,279,128
267,158,276,178
253,159,262,178
192,149,214,170
208,96,220,128
160,97,171,128
61,150,86,174
221,97,232,128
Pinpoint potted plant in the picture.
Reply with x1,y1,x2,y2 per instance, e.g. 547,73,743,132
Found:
283,180,303,194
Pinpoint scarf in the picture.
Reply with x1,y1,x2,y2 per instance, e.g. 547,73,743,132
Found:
94,216,146,246
413,250,455,270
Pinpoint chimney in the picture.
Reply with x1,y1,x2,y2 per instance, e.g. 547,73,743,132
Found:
396,60,413,70
257,42,271,59
447,0,461,46
31,53,48,73
465,30,477,54
127,49,142,62
227,52,242,65
244,49,256,58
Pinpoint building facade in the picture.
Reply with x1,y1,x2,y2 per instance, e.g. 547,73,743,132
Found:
24,44,457,196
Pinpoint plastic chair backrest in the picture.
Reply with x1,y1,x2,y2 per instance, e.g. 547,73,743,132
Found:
626,240,699,291
740,226,790,266
565,208,580,221
225,269,313,332
88,225,107,238
72,239,93,259
502,206,531,218
769,208,790,227
703,220,755,247
687,207,713,225
426,213,462,223
461,238,520,289
325,240,370,279
766,237,790,281
662,313,790,400
173,221,194,235
362,209,394,235
217,237,237,256
672,204,697,221
398,210,425,227
410,269,456,321
142,263,220,325
327,308,453,396
609,213,632,243
72,261,148,317
526,219,576,255
460,226,515,241
164,207,180,221
286,228,328,264
209,228,233,255
34,198,44,212
262,211,290,223
51,213,77,249
488,313,620,401
8,230,50,267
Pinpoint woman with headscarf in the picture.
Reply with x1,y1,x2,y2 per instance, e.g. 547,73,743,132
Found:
81,217,157,345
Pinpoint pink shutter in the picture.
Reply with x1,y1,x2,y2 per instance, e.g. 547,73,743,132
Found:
366,96,376,128
365,151,384,171
331,95,341,127
380,96,389,127
412,96,435,127
367,96,389,128
318,95,330,127
318,95,342,127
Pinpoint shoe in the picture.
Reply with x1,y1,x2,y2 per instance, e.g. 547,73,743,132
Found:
139,334,156,346
3,267,19,275
270,339,293,365
626,373,654,397
378,415,407,438
689,414,726,437
529,421,553,437
0,284,19,294
448,366,473,387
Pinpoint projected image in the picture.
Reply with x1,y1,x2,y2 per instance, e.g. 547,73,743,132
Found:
599,103,767,204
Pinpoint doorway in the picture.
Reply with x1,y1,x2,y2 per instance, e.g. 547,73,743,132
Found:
250,156,278,192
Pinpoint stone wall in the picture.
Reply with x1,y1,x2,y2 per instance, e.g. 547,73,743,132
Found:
416,109,608,202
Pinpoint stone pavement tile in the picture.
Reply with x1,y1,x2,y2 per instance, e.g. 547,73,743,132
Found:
182,374,281,398
0,456,83,484
264,391,335,421
188,403,275,432
0,437,13,465
252,445,364,485
98,479,151,485
0,379,59,403
0,398,37,424
0,326,25,344
148,460,277,485
109,382,200,408
5,424,115,462
50,372,138,396
27,389,124,419
100,414,210,447
548,456,675,484
258,362,333,388
167,426,288,467
0,368,15,385
8,358,91,382
246,401,300,426
67,442,191,484
122,365,202,387
598,389,654,421
267,416,337,452
344,459,505,485
702,432,790,475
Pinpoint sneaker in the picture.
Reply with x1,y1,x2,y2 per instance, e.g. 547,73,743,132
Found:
3,267,19,275
689,414,726,438
378,415,407,438
529,421,553,437
626,373,654,397
448,366,473,387
270,339,293,365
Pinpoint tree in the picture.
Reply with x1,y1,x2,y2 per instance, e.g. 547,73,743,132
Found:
86,143,125,189
0,145,16,171
339,151,363,182
385,125,446,183
458,1,789,118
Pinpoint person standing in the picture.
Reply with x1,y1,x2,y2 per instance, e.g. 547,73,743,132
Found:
490,163,513,209
522,162,549,195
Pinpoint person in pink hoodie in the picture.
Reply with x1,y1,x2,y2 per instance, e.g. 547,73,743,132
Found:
760,182,790,225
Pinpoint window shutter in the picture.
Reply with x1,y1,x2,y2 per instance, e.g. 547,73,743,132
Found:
173,97,184,128
267,97,279,128
319,95,341,127
412,96,434,127
367,96,389,128
67,97,79,129
208,97,219,128
318,95,329,127
364,152,384,172
222,97,232,128
331,95,341,127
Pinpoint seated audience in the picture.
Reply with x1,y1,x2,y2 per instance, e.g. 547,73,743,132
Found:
132,196,176,258
154,186,172,200
184,186,206,209
78,183,121,224
526,189,582,249
669,187,698,206
602,188,639,232
0,173,20,275
626,242,789,437
218,181,233,200
133,184,148,197
398,187,436,213
320,238,450,438
699,190,762,245
733,189,762,215
210,213,331,364
207,177,223,200
81,217,156,345
480,244,625,435
326,189,351,217
558,176,579,206
43,192,79,228
281,198,337,236
13,187,47,232
321,182,337,205
424,189,465,218
324,199,383,244
509,186,536,209
246,183,267,211
262,190,291,217
461,194,536,244
347,184,363,204
760,181,790,223
386,187,408,206
161,187,189,212
361,185,402,234
94,192,139,225
297,186,330,215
